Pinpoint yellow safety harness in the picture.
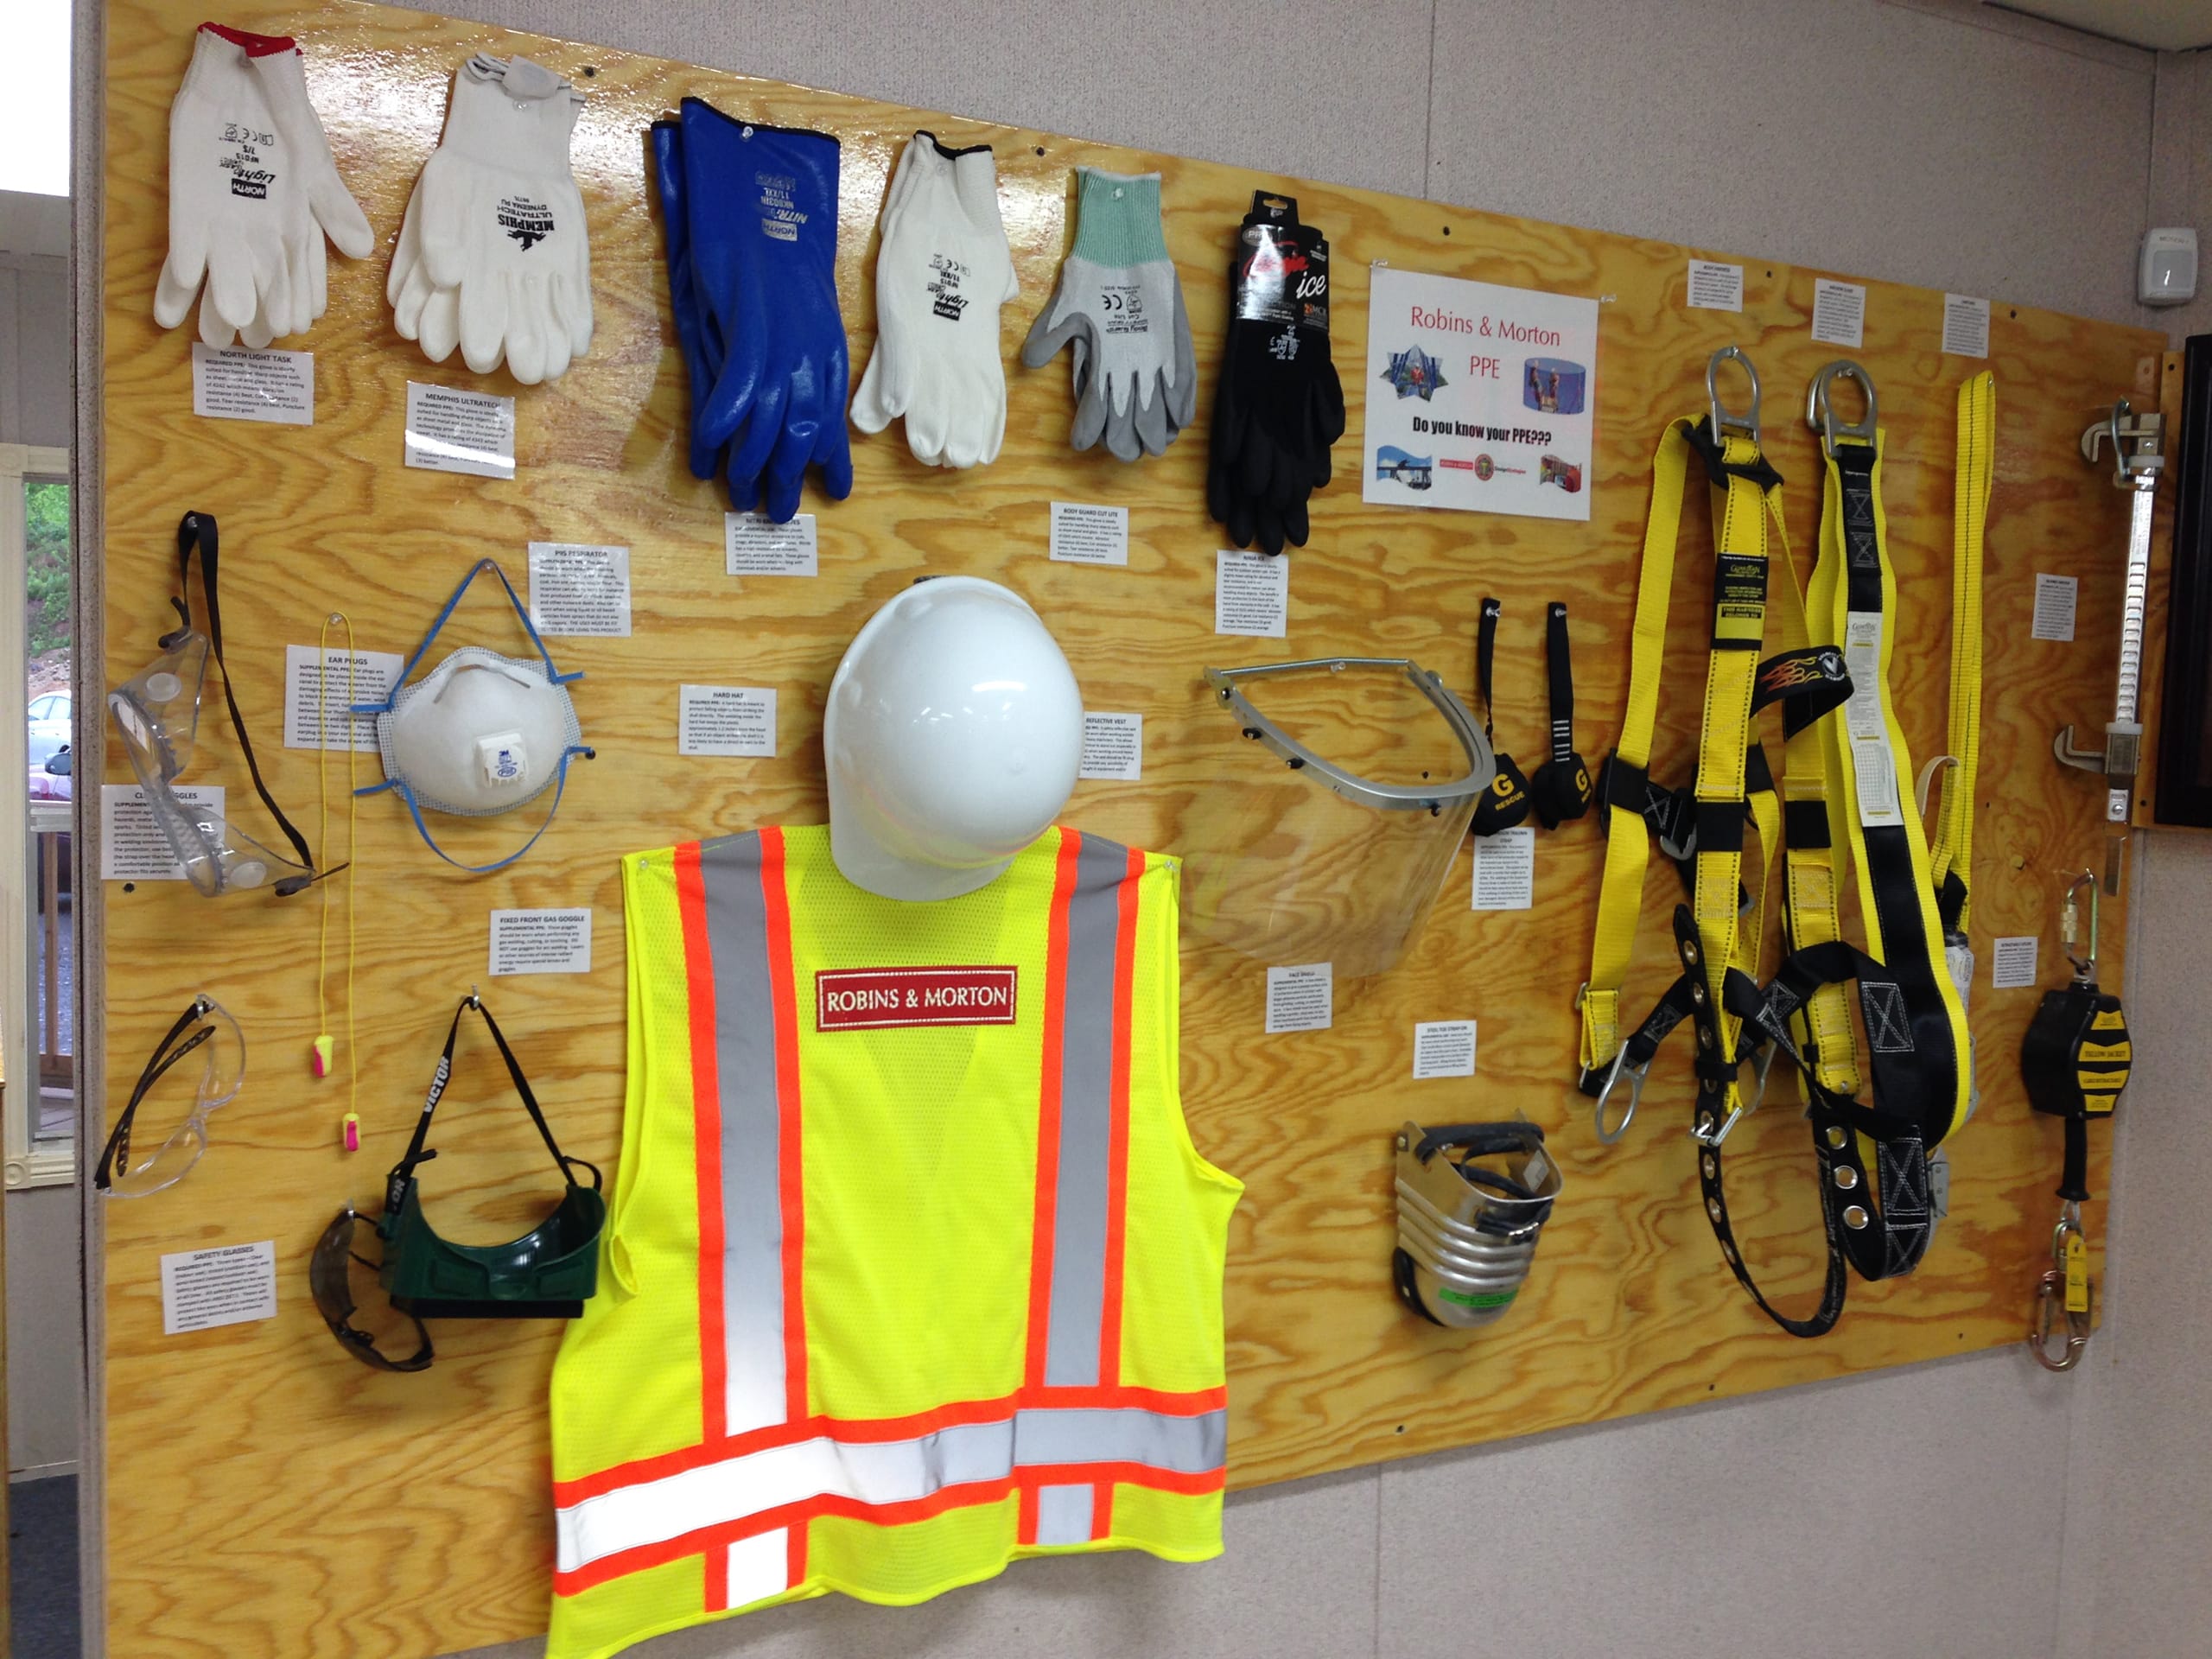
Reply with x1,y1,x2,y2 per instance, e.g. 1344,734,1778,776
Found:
1744,362,1980,1285
1579,351,1993,1338
1578,349,1857,1334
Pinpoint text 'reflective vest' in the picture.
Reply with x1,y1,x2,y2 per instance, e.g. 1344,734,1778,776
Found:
547,824,1243,1658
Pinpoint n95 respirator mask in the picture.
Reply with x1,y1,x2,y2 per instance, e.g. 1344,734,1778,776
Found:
357,559,591,872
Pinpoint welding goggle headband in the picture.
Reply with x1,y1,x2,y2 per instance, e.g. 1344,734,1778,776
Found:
1527,602,1592,829
378,995,604,1320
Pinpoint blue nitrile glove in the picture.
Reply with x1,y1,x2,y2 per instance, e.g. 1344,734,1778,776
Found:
650,118,727,481
678,99,853,523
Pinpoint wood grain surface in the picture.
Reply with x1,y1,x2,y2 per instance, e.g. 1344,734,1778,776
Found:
97,1,2162,1653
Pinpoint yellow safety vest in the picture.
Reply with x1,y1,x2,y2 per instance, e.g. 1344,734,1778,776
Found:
547,824,1243,1658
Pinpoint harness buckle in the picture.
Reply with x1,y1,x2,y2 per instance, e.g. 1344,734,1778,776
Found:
1805,359,1878,458
1707,346,1762,447
1691,1103,1745,1148
1592,1045,1649,1146
1688,1045,1768,1149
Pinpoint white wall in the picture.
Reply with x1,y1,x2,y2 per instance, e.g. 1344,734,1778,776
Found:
7,1184,79,1478
368,4,2201,1656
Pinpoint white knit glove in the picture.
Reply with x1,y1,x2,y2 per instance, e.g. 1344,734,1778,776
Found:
387,54,593,385
850,132,1018,468
154,25,372,349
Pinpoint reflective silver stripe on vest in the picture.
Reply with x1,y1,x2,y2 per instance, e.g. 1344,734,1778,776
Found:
1043,832,1132,1389
555,1404,1227,1573
697,832,791,1435
1033,1482,1096,1547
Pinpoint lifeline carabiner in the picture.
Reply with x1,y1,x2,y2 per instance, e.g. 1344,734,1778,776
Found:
2028,1207,2093,1372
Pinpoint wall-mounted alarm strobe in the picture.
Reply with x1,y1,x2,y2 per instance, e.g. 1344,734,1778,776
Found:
2140,227,2197,307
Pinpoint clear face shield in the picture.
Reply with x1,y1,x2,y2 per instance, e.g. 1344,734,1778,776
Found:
1182,657,1496,979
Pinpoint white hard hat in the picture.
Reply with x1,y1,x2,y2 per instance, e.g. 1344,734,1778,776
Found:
826,576,1084,901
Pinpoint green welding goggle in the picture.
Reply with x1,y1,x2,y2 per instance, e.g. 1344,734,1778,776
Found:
312,993,603,1371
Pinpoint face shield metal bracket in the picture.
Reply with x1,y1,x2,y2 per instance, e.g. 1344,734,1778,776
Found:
1204,657,1493,815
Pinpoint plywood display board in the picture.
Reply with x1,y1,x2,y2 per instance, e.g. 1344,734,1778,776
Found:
94,0,2164,1651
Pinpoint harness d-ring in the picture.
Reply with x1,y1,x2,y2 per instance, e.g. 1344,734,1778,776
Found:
1805,359,1878,459
1592,1043,1649,1145
1707,346,1762,443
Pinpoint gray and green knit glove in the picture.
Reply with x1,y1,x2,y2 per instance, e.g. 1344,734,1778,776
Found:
1021,168,1196,461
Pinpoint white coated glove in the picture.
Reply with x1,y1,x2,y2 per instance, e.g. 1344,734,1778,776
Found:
155,25,372,350
850,132,1018,468
387,55,593,385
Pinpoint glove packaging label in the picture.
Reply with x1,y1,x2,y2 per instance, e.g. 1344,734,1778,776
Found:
404,382,516,479
1049,502,1129,566
726,512,818,577
1234,221,1329,333
191,345,314,426
1362,266,1598,523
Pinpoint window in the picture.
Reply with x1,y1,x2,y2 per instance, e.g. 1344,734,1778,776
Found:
3,447,72,1186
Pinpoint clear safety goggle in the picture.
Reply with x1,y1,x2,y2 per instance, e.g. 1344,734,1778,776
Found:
94,996,245,1198
108,630,313,896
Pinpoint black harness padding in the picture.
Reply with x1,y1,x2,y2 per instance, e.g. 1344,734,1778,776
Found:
1685,414,1785,493
1529,602,1593,828
1825,447,1961,1154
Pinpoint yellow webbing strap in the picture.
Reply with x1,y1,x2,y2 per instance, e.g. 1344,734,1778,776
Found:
1578,417,1771,1130
1764,522,1860,1096
1811,423,1973,1147
1929,372,1995,930
1578,417,1694,1081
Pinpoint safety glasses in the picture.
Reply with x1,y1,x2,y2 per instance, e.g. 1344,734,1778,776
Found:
110,630,314,895
94,996,245,1197
310,1208,434,1373
107,512,326,898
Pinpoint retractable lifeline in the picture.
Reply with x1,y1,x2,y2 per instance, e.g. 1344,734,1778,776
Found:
2022,874,2130,1370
